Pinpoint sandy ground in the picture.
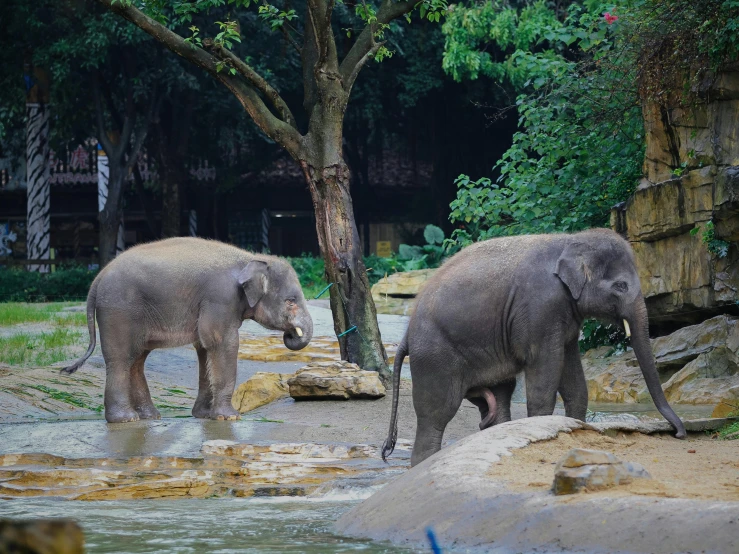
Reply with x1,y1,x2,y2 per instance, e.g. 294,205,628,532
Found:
487,428,739,501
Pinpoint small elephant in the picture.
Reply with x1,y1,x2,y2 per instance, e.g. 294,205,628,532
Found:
382,229,685,467
63,237,313,423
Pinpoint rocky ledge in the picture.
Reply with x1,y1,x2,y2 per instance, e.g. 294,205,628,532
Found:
584,314,739,406
336,416,739,554
0,440,409,501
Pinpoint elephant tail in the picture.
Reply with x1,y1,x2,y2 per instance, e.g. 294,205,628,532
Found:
381,332,408,462
60,277,99,375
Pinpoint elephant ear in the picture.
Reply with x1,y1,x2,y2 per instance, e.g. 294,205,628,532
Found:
555,242,592,301
238,260,269,308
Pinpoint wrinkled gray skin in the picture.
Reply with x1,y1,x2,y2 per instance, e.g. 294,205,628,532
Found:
382,229,686,467
62,237,313,423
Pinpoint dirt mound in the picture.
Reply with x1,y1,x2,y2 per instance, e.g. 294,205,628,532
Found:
487,429,739,501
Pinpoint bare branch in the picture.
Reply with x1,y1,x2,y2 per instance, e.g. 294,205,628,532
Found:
339,0,415,90
344,40,385,91
212,44,298,129
97,0,303,156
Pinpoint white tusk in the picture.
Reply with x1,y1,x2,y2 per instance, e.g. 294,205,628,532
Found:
295,327,303,338
623,319,631,338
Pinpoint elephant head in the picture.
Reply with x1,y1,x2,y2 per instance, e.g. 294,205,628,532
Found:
238,259,313,351
555,231,686,438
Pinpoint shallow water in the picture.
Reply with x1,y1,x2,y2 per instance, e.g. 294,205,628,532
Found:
0,497,418,553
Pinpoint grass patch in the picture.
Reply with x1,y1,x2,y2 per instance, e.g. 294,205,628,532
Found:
0,302,85,326
716,415,739,440
0,328,84,366
165,388,189,396
22,384,88,408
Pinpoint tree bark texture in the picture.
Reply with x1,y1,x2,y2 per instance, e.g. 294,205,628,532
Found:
25,102,51,273
301,159,389,379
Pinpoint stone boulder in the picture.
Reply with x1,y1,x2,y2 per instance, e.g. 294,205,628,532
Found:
662,347,739,404
287,361,386,400
552,448,651,495
0,520,84,554
583,315,739,405
371,269,436,315
611,64,739,330
231,372,291,413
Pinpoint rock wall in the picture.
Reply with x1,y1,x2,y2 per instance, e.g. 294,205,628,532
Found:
612,64,739,331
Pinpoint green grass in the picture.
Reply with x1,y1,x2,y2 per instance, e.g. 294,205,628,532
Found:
0,328,84,366
0,302,85,326
716,414,739,440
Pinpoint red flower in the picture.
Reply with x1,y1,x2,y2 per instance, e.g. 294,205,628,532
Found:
603,12,618,24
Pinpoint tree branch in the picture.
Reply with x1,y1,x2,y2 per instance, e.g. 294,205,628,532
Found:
339,0,415,90
97,0,303,157
212,44,298,129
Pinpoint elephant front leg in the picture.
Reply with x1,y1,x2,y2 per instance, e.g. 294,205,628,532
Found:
524,342,564,417
558,339,588,421
195,334,240,421
192,343,214,419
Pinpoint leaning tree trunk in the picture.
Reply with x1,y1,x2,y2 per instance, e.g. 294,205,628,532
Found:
300,156,389,381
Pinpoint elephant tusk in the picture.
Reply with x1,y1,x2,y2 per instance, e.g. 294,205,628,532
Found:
623,319,631,337
295,327,303,338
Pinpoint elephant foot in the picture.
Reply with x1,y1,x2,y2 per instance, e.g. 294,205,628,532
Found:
213,405,241,421
105,407,141,423
136,405,161,420
192,400,213,419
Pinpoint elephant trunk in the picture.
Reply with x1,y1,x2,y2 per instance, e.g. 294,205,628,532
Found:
283,309,313,351
627,297,686,438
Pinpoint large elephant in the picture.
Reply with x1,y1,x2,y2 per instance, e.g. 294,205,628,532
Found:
382,229,686,467
62,237,313,423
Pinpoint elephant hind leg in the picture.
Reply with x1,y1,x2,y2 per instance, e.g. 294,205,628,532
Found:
467,387,498,431
130,349,160,420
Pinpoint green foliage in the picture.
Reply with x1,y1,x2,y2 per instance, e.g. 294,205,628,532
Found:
690,221,730,258
445,2,643,245
289,225,448,297
0,267,98,303
579,319,628,354
396,224,448,270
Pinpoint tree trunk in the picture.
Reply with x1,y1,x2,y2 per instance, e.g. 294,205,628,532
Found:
98,162,124,267
25,102,51,273
300,157,390,382
160,167,181,238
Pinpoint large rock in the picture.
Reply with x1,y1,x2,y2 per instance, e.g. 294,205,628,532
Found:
584,315,739,405
335,416,739,554
611,65,739,329
231,372,291,413
287,361,386,400
371,269,436,315
0,520,84,554
552,448,651,495
662,347,739,404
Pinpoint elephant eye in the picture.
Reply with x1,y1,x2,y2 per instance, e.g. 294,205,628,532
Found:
612,281,628,293
285,297,296,305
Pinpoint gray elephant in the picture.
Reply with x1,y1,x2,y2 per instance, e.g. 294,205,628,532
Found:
382,229,686,467
62,237,313,423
